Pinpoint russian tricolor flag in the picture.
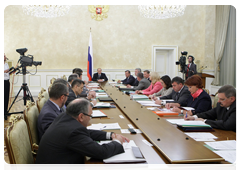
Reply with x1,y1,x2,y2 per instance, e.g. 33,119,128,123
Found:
87,32,93,81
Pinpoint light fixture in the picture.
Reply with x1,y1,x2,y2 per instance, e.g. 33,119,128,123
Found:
22,5,71,18
138,5,186,19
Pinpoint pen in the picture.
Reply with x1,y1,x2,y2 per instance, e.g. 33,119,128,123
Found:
185,112,188,118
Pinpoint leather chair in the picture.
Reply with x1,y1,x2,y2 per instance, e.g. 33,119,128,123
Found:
4,115,35,164
24,101,40,148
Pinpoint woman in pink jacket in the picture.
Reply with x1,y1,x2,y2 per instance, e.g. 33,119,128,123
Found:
136,72,163,95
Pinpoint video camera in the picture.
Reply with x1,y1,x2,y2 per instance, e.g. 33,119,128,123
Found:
176,51,188,73
16,48,42,67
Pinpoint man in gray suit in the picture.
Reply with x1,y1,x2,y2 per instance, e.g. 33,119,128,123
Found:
127,72,150,90
37,82,69,141
155,76,190,106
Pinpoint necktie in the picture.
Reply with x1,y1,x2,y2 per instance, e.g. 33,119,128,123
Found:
98,74,101,79
186,64,190,77
175,93,179,101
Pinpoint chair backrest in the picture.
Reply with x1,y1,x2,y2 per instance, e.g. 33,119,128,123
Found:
4,115,34,164
42,90,49,100
50,77,56,84
36,93,47,113
203,88,210,95
61,75,67,81
24,101,40,147
213,92,219,108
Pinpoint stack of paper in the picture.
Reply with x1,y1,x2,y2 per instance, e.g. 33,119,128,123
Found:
92,110,107,118
99,140,146,163
130,95,149,100
96,92,109,98
185,132,218,141
136,101,161,107
180,107,195,110
94,102,111,108
87,123,121,130
204,140,236,163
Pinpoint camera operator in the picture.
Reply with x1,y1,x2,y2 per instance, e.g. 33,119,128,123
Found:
4,53,15,120
184,55,197,80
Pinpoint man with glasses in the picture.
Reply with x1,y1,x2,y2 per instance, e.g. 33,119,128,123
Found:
185,85,236,132
38,82,69,141
36,98,129,164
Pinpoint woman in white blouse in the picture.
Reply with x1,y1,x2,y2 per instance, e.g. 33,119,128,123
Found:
149,75,173,100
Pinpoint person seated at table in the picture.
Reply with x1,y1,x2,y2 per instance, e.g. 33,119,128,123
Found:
68,73,79,89
143,70,151,82
131,68,141,86
65,79,96,107
154,76,191,106
185,85,236,132
126,72,150,90
117,70,135,86
164,75,212,116
36,98,129,164
92,68,108,82
136,72,162,95
149,75,173,99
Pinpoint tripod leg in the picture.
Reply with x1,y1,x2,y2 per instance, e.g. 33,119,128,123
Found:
25,86,34,102
7,86,23,114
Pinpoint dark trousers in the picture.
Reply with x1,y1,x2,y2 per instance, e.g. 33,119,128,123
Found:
4,80,10,115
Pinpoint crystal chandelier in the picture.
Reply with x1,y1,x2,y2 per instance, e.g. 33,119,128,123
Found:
22,5,71,18
138,5,186,19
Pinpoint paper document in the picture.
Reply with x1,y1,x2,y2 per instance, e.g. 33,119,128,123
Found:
166,119,211,127
161,99,174,102
180,107,195,110
157,108,178,113
92,110,107,118
100,140,146,163
185,132,217,141
205,140,236,150
88,83,99,86
213,150,236,163
121,129,142,134
94,102,111,108
136,101,161,107
87,123,121,130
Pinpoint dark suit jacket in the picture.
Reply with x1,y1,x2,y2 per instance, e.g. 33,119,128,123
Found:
37,99,62,141
185,63,197,79
160,85,191,106
133,78,151,90
196,101,236,132
36,113,124,164
65,91,77,106
182,90,212,115
121,75,135,86
132,78,139,86
92,73,108,81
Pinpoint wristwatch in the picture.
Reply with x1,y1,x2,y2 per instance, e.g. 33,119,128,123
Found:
181,110,183,114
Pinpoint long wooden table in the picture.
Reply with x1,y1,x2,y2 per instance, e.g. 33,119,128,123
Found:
86,82,236,164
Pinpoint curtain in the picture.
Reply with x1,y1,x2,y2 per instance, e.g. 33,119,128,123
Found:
219,6,236,87
211,5,230,85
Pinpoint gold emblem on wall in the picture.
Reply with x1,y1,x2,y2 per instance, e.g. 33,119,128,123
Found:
88,5,109,21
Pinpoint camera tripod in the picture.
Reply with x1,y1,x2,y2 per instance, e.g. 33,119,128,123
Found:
6,66,34,116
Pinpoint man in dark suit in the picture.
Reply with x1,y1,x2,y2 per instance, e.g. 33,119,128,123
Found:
117,70,135,86
127,72,150,90
185,85,236,132
143,70,151,82
185,55,197,80
36,98,129,164
37,82,69,141
155,76,191,106
92,68,108,82
65,79,96,107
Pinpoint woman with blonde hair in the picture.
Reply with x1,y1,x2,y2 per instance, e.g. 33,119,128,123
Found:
136,72,162,95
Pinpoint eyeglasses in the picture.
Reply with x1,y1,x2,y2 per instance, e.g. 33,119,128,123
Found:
82,113,93,118
63,94,69,97
219,97,228,102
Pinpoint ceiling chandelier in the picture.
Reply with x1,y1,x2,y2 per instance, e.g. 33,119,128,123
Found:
138,5,186,19
22,5,71,18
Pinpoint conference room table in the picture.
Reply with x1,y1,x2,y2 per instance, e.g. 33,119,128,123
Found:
85,81,236,164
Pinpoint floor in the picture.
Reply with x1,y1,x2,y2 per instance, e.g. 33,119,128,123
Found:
4,96,38,164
